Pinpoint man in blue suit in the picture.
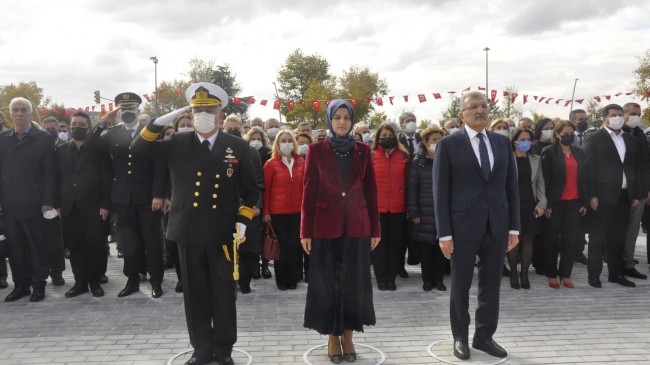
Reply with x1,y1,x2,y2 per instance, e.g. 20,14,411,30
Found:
433,91,520,360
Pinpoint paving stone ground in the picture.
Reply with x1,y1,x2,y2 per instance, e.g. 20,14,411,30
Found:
1,235,649,365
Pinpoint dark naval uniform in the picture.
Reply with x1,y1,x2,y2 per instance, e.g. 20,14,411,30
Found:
85,93,167,297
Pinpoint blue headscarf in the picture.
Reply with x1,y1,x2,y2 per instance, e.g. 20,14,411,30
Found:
325,99,356,152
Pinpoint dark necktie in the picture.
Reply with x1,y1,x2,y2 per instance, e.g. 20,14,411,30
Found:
202,140,211,154
577,133,583,146
128,128,135,140
477,133,491,179
16,132,25,141
408,138,414,151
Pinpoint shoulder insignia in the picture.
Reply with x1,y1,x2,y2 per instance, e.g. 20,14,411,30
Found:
226,147,233,154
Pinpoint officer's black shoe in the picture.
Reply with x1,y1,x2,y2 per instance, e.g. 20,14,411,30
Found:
262,266,272,279
252,267,261,280
51,273,65,286
65,282,89,298
30,286,45,302
117,279,139,297
151,284,163,298
5,285,30,302
89,282,104,297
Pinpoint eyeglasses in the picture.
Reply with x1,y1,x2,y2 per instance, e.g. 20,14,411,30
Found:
11,108,29,113
463,104,488,112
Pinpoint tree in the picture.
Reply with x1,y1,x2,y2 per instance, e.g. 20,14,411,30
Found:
40,102,70,125
286,77,338,129
277,49,331,101
0,81,48,125
530,111,547,123
144,79,191,117
338,65,388,123
185,59,248,119
368,111,388,130
497,86,523,120
633,49,650,103
439,95,461,124
585,98,603,128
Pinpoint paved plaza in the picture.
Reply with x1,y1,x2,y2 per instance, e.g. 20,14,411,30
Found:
1,236,649,365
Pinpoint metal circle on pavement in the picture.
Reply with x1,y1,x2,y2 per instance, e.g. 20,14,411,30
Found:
167,348,253,365
427,339,509,365
303,343,386,365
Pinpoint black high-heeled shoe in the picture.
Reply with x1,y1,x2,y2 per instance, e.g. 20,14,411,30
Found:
328,340,343,364
509,272,520,289
520,272,530,289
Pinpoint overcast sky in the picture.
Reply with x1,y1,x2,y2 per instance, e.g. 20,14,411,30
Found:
1,0,649,122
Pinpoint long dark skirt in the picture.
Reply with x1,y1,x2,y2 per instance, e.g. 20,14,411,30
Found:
303,236,375,336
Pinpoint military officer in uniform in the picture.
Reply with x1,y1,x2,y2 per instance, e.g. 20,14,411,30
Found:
85,93,167,298
132,82,258,365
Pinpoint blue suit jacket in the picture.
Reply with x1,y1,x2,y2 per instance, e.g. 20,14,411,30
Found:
433,128,520,241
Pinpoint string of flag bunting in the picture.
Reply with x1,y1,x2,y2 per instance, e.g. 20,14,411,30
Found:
37,86,650,118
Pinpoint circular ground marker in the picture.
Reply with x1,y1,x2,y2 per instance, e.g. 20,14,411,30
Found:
427,339,509,365
303,343,386,365
167,348,253,365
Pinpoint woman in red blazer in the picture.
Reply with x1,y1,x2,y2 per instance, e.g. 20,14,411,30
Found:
263,130,304,290
301,99,380,364
371,122,409,291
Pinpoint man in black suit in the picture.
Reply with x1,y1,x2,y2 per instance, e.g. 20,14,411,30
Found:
584,104,645,288
85,93,167,298
434,91,520,360
0,97,57,302
132,82,259,365
56,111,112,298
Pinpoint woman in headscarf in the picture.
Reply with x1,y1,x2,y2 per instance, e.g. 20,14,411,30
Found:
301,99,381,364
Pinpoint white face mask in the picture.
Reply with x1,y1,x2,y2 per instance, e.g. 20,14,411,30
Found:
541,129,554,141
298,143,308,155
509,126,516,134
267,127,280,139
495,130,510,137
448,127,459,135
362,132,372,142
280,142,294,155
177,126,194,133
58,131,69,140
627,115,642,129
404,122,417,134
428,143,437,154
193,112,216,134
249,140,263,150
608,116,625,130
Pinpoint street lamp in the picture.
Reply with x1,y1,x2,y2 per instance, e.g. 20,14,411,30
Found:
483,47,490,101
570,78,579,113
150,56,158,114
272,81,282,124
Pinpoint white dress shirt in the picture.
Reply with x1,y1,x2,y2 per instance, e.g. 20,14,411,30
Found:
197,130,219,151
281,155,295,178
465,125,494,171
605,127,627,189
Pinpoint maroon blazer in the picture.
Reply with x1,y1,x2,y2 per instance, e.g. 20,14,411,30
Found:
301,139,380,239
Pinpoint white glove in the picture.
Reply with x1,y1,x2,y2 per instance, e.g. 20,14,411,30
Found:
153,106,190,126
234,222,247,240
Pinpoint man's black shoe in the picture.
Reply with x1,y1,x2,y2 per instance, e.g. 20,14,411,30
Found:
453,341,470,360
65,282,89,298
240,284,251,294
588,276,602,288
117,280,139,297
151,284,163,298
622,268,647,280
175,281,183,293
30,286,45,302
436,281,447,291
387,281,396,291
377,282,388,291
51,273,65,286
89,282,104,297
472,338,507,358
252,267,261,279
423,282,433,291
262,266,272,279
608,275,636,287
5,286,30,302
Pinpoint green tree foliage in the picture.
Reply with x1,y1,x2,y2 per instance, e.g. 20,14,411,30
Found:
278,49,331,101
633,49,650,102
585,98,603,128
530,111,547,123
0,81,48,125
185,59,247,119
439,95,461,124
339,65,389,123
144,79,191,117
497,86,523,119
368,111,388,129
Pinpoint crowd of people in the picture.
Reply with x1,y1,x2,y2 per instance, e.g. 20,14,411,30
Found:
0,85,648,364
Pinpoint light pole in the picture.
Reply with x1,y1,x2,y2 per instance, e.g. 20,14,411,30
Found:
272,81,282,124
570,78,579,113
149,56,158,114
483,47,490,101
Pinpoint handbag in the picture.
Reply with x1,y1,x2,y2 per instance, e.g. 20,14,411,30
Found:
262,222,280,261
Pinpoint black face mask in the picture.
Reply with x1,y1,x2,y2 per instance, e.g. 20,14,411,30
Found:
379,137,397,149
71,127,88,141
121,111,137,124
576,121,588,132
560,134,575,146
46,128,58,137
227,129,242,138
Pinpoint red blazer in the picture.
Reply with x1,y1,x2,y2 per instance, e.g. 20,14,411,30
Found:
301,139,380,239
372,146,408,213
263,153,304,215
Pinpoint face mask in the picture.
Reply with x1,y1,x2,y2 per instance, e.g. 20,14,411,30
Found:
404,122,417,134
316,136,326,142
509,126,516,134
58,131,69,141
608,116,625,130
119,111,137,125
516,140,532,152
70,127,88,141
495,130,509,137
280,142,294,155
362,132,371,142
560,134,575,146
379,137,397,149
541,129,554,141
576,120,588,132
448,127,459,135
267,127,280,139
227,129,242,138
627,115,642,129
428,143,437,154
249,140,263,150
177,126,194,133
46,128,58,137
298,144,309,155
193,112,216,134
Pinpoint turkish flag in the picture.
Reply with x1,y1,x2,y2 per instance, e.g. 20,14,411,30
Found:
605,95,611,100
157,89,165,97
389,96,395,105
503,91,510,97
490,90,497,103
260,100,268,106
363,98,371,104
625,92,633,95
615,92,622,97
511,93,518,103
523,95,528,104
433,93,442,99
403,95,409,102
175,89,182,95
350,99,358,108
85,107,90,112
564,100,572,107
376,97,383,106
65,109,70,117
55,108,61,114
463,86,471,92
299,99,305,105
288,100,295,111
478,86,485,91
545,98,553,104
448,91,457,94
555,99,563,105
325,100,331,106
247,98,255,105
646,89,650,97
273,100,281,110
575,99,584,104
594,96,601,102
109,103,114,111
38,109,46,117
143,94,152,103
233,97,241,105
312,100,321,111
538,97,546,103
418,94,427,103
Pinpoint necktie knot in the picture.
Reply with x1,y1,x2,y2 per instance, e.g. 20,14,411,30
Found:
202,140,211,153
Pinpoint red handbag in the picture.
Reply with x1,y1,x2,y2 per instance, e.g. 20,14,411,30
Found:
262,222,280,261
